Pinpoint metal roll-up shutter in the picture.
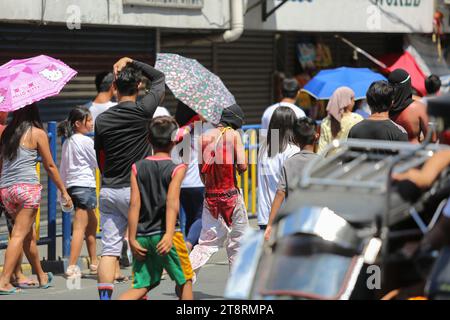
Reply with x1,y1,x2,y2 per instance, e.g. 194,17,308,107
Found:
0,23,156,122
217,31,275,125
160,30,275,125
0,23,156,240
285,32,404,75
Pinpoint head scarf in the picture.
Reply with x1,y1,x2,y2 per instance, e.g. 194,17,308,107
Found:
220,104,245,130
326,87,355,123
388,69,414,115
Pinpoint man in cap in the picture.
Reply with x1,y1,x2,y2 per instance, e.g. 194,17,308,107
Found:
388,69,434,143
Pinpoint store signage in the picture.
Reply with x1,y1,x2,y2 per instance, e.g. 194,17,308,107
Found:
250,0,434,33
275,0,422,6
122,0,203,9
371,0,422,6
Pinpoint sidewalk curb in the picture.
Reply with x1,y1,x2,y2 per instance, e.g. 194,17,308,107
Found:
0,256,93,276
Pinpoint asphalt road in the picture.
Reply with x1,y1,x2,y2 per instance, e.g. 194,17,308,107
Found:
0,217,259,300
0,249,230,300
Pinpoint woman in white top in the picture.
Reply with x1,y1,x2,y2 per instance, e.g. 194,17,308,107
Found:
58,106,99,278
257,107,300,229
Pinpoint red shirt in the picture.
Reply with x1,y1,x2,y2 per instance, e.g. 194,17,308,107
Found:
201,128,237,193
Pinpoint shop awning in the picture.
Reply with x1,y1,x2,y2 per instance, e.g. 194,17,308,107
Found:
380,51,427,96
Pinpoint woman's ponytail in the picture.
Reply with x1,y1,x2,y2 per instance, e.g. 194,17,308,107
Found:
57,119,73,139
58,105,91,139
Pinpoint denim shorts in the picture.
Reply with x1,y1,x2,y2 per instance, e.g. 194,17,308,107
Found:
67,186,97,210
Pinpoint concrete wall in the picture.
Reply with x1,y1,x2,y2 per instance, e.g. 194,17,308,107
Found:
245,0,435,33
0,0,437,33
0,0,230,30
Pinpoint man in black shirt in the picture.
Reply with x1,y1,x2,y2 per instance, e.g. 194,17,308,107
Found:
94,57,165,300
349,81,408,142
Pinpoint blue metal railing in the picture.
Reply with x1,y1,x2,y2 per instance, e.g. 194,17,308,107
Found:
0,121,58,261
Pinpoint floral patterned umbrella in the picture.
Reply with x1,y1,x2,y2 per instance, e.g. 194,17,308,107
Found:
156,53,236,124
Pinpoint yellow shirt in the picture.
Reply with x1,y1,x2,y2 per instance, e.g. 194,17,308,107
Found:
318,112,364,155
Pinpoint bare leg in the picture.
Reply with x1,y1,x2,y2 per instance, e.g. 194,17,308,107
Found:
98,256,118,285
22,227,48,286
115,259,127,280
0,208,36,291
118,288,149,300
69,208,89,266
85,209,98,266
97,255,118,300
179,280,194,300
12,252,25,283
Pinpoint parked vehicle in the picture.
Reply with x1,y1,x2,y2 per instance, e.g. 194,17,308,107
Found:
225,138,450,300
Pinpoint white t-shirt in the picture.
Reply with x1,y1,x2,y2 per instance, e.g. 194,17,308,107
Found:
257,143,301,226
153,106,171,118
59,133,98,188
85,101,116,124
261,102,306,137
171,131,204,189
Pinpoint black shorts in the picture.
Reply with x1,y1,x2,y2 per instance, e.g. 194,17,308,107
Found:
67,187,97,210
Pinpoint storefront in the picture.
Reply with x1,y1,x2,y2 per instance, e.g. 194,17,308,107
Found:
0,22,156,122
239,0,436,121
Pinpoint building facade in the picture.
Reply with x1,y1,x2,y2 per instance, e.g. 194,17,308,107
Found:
0,0,444,123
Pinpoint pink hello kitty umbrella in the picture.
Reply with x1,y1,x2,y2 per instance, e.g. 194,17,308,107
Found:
0,55,77,112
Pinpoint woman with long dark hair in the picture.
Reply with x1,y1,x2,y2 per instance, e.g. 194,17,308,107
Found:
257,107,300,230
318,87,363,155
0,104,72,294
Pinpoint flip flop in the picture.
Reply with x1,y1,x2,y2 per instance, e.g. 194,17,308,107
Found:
0,287,21,295
15,278,39,289
39,272,54,289
114,275,129,284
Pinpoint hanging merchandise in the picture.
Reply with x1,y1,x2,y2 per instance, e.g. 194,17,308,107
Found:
315,43,333,68
433,10,444,61
297,42,317,71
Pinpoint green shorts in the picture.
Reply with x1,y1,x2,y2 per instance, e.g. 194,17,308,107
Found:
132,232,193,289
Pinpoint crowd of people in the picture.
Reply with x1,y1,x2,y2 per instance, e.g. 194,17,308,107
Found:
256,71,438,239
0,53,444,300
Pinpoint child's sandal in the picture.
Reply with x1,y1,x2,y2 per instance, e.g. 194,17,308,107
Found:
89,264,98,275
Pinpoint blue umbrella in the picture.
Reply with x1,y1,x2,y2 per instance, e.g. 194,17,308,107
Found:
301,67,387,100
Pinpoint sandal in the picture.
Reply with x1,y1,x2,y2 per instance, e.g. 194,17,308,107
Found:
13,277,39,289
0,287,21,295
89,264,98,275
65,265,81,279
114,275,129,284
39,272,54,289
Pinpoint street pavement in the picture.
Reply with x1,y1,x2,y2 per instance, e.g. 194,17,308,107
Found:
0,217,259,300
0,251,229,300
